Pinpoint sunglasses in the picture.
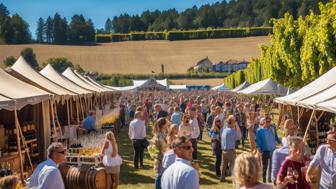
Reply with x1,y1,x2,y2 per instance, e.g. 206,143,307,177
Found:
180,145,192,150
56,150,66,155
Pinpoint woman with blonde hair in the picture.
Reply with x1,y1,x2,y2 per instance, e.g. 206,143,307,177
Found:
276,137,310,189
282,119,298,146
150,117,169,189
246,109,257,154
102,131,123,189
233,153,274,189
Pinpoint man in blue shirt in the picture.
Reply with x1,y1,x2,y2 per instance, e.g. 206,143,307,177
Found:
161,136,199,189
306,129,336,189
170,107,182,126
220,115,241,182
256,116,282,183
82,111,96,133
271,143,289,184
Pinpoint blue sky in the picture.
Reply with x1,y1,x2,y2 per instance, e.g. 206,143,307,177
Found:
2,0,221,36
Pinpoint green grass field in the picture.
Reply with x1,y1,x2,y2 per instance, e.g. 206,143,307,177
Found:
117,122,252,189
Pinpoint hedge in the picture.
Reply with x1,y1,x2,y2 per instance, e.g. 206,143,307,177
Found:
95,27,272,42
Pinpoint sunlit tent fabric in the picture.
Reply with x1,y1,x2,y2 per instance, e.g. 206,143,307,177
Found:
40,64,93,95
169,85,188,90
105,85,137,91
275,67,336,105
0,68,50,110
238,78,289,96
231,81,250,92
133,78,168,90
211,84,229,91
73,70,112,92
8,56,76,100
84,75,115,91
62,68,104,92
0,94,15,111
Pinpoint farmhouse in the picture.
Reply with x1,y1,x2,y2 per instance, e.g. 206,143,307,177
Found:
193,57,213,72
212,59,249,73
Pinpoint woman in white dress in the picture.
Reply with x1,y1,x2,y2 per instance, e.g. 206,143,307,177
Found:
102,131,122,189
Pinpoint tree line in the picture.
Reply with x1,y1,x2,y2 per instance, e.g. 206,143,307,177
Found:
101,0,325,34
224,0,336,89
36,13,95,44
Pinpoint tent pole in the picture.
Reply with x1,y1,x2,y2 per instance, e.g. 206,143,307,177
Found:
14,106,24,184
66,99,71,127
76,98,80,124
303,109,316,142
79,97,85,119
49,100,57,141
277,104,284,128
18,124,33,171
69,97,73,123
53,99,63,137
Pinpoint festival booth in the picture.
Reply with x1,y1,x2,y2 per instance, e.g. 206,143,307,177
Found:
40,64,94,124
7,57,81,143
275,67,336,154
133,78,168,90
231,81,250,92
238,78,289,96
0,68,50,182
211,84,230,91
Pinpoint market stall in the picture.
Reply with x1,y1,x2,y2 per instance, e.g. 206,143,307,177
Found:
0,68,50,182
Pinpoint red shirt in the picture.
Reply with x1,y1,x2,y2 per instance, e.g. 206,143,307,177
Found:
277,157,311,189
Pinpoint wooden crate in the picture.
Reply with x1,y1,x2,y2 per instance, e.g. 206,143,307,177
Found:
65,154,101,167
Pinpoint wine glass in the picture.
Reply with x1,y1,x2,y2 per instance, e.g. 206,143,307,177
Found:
293,170,299,183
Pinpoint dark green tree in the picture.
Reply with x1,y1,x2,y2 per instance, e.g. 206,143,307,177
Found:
53,13,68,44
21,48,39,70
3,56,16,67
104,18,113,33
9,14,31,43
36,17,45,43
43,57,73,73
45,16,53,43
0,3,9,18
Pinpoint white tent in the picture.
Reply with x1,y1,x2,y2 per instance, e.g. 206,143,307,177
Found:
40,64,93,96
8,56,76,101
0,94,15,111
275,67,336,105
211,84,229,91
238,78,289,96
0,68,50,110
169,85,188,90
62,68,105,92
73,70,112,92
133,78,168,90
231,81,250,92
84,75,115,91
105,85,137,91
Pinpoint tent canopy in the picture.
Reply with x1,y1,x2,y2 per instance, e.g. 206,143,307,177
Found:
0,94,15,111
211,84,229,91
231,81,250,92
275,67,336,105
169,85,188,90
133,78,168,90
238,78,289,96
40,64,93,95
62,68,104,93
0,68,50,110
9,57,76,99
84,75,115,91
73,70,112,92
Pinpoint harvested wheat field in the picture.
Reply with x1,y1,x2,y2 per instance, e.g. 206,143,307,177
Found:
0,36,270,74
170,78,224,87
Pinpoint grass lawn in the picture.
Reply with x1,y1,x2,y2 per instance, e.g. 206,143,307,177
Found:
117,122,252,189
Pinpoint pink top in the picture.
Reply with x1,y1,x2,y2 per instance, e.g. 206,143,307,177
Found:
239,183,274,189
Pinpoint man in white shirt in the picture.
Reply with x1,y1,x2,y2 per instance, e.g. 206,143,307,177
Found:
128,111,147,169
188,107,200,159
29,142,66,189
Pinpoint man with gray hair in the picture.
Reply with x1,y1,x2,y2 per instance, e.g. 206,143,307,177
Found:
29,142,66,189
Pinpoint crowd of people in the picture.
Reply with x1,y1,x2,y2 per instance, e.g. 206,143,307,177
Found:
122,90,336,189
2,90,336,189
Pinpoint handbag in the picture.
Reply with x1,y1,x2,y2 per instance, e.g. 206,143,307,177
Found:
142,138,150,148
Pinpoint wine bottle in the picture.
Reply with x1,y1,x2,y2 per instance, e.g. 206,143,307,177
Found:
0,163,5,177
6,162,12,176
